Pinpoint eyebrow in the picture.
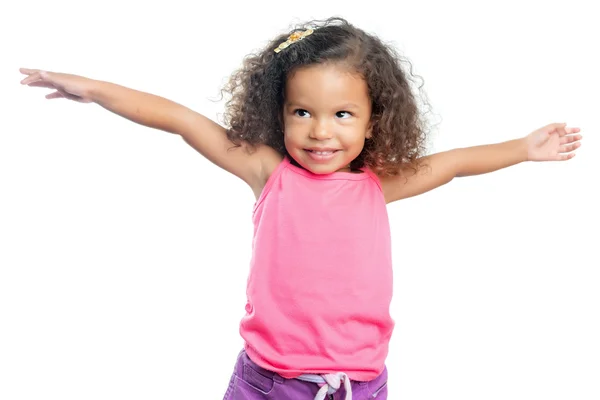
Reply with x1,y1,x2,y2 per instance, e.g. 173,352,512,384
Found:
285,102,361,110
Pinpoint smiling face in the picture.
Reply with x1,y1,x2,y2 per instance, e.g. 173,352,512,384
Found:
282,63,373,174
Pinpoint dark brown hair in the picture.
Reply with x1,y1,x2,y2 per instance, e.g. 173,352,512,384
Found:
220,17,433,176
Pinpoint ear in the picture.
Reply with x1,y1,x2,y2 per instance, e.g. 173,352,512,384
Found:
365,122,373,139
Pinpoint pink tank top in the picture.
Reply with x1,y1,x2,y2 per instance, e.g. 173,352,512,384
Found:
239,156,394,381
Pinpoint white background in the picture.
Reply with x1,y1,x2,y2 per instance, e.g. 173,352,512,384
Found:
1,0,598,399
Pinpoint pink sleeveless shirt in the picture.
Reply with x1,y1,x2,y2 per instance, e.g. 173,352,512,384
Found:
239,156,394,381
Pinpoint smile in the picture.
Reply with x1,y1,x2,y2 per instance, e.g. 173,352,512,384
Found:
304,149,340,161
307,150,336,155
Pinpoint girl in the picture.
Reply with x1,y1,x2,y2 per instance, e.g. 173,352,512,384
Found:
19,16,581,400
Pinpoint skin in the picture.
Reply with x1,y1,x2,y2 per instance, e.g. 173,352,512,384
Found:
19,66,583,204
282,64,372,175
278,64,582,204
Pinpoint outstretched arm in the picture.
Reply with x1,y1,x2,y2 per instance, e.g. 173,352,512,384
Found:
380,123,582,203
19,68,279,193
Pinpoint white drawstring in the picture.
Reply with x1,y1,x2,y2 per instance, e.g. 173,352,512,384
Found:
297,372,352,400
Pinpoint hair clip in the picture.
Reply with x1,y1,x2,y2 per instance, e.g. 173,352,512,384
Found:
274,28,314,53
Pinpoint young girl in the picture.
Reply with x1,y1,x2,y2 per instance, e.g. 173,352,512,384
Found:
20,16,581,400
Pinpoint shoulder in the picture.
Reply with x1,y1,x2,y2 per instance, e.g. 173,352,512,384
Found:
374,163,416,204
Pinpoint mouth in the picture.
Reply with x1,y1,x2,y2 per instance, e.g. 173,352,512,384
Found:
305,149,339,154
304,148,340,162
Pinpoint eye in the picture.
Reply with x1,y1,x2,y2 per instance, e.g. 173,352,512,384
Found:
336,111,352,119
294,109,311,118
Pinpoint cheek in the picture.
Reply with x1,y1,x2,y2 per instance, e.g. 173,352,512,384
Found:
339,128,368,148
283,128,302,154
283,124,304,144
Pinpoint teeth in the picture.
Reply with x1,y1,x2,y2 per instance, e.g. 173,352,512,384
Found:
312,151,334,155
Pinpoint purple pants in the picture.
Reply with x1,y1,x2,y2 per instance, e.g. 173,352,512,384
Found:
223,350,388,399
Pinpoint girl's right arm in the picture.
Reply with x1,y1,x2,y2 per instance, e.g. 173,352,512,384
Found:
19,68,280,194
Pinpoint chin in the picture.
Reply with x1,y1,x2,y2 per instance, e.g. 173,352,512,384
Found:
301,158,349,175
304,163,340,174
289,148,353,174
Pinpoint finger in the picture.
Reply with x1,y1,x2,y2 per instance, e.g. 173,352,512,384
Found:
557,152,576,161
557,123,569,137
27,81,56,89
45,91,64,100
557,125,580,136
58,89,83,102
560,142,581,153
548,122,567,132
542,122,566,137
20,72,43,85
19,68,40,75
560,134,583,145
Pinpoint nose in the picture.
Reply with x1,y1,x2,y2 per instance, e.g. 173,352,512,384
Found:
309,119,333,140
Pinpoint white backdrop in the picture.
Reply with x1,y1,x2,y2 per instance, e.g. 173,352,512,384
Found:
1,0,598,399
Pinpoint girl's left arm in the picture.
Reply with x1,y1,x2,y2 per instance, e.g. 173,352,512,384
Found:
380,122,582,204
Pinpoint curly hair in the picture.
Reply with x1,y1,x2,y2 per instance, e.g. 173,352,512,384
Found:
220,17,433,176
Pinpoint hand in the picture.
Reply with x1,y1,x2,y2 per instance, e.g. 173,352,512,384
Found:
19,68,95,103
526,122,582,161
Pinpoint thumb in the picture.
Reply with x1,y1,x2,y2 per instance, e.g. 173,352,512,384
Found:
545,122,567,132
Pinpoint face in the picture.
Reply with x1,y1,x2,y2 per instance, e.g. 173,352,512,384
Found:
283,64,372,174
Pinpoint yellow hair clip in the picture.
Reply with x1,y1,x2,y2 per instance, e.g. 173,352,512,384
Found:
274,28,314,53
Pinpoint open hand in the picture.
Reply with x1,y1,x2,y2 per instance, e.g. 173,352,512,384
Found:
526,123,582,161
20,68,94,103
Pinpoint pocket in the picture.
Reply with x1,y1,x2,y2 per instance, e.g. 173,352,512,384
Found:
369,381,387,398
367,368,388,398
231,363,276,398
